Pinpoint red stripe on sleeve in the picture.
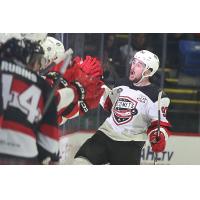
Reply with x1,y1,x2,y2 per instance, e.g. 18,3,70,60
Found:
1,120,35,138
104,96,113,112
40,124,60,140
150,120,171,128
147,125,172,136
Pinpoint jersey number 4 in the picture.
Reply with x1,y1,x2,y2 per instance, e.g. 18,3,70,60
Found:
1,74,42,123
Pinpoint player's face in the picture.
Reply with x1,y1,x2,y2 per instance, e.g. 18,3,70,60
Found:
129,58,146,82
31,56,46,73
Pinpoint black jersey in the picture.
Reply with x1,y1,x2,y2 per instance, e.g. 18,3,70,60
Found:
0,60,60,163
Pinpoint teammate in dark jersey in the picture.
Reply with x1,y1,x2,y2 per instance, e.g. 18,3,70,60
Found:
0,38,60,164
40,37,105,125
73,50,171,165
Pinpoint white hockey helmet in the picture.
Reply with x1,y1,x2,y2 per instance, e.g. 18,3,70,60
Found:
47,36,65,59
0,33,22,44
134,50,159,77
40,36,65,68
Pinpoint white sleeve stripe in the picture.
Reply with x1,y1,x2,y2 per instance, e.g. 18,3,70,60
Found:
148,127,169,141
100,85,111,108
57,87,75,112
160,127,169,140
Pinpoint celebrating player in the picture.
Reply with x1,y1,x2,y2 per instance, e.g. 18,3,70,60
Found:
73,50,171,165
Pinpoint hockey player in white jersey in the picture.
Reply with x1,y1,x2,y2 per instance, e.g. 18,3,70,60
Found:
74,50,171,165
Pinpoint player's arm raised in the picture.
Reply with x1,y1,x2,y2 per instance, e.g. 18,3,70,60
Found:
147,94,172,152
46,55,105,124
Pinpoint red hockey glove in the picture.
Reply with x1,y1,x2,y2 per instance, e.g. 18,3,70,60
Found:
80,56,103,79
47,55,103,83
82,79,104,110
46,56,81,83
68,69,105,114
63,56,103,83
147,128,169,153
62,56,82,83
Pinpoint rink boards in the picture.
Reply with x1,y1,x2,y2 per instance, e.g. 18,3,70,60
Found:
59,131,200,165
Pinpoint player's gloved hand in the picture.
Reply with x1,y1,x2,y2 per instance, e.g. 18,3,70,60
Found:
80,56,103,79
68,69,105,114
61,56,82,83
63,56,103,83
46,71,59,81
82,81,105,110
147,128,167,153
45,71,68,88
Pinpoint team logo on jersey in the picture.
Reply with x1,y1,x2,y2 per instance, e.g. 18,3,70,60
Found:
112,96,138,125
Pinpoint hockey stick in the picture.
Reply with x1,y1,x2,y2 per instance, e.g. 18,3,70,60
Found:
42,48,73,117
154,90,163,165
36,48,73,165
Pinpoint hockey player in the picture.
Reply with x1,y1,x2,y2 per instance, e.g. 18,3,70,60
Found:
73,50,171,165
39,36,65,70
0,37,60,164
48,55,104,124
40,37,105,125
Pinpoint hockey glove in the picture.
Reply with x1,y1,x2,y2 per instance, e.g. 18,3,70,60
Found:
46,71,68,88
68,70,105,114
72,81,89,113
80,56,103,79
147,127,169,153
49,55,103,84
63,56,103,83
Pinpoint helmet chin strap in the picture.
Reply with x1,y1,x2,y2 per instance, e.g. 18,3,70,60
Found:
133,68,151,86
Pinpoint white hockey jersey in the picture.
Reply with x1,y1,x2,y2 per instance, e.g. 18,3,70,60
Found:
99,83,171,141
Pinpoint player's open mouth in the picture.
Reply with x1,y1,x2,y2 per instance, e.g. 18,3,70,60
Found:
130,71,135,76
